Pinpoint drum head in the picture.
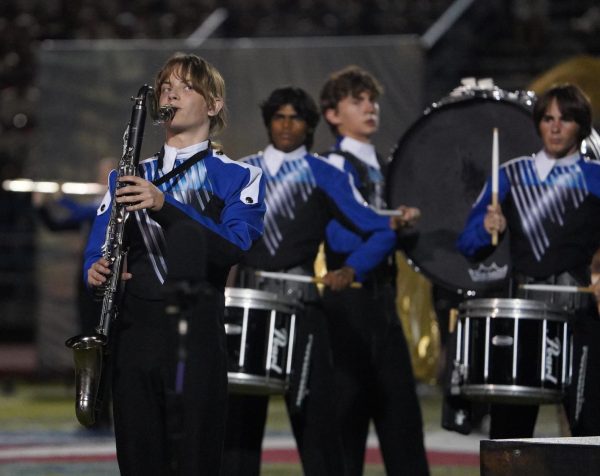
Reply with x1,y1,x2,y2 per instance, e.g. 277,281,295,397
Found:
387,91,542,294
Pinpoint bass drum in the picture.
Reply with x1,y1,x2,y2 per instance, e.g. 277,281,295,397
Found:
387,87,542,294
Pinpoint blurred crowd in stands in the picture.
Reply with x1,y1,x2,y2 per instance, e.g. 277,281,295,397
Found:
0,0,454,181
1,0,600,181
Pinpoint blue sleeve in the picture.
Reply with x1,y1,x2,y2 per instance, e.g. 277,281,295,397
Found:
323,158,367,256
581,160,600,199
57,197,100,223
456,168,511,257
326,220,363,254
83,172,116,286
157,159,266,251
312,158,396,280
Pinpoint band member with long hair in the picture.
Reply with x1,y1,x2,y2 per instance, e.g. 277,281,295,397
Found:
84,52,266,475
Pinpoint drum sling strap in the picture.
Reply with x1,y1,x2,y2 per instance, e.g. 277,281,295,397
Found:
322,149,388,207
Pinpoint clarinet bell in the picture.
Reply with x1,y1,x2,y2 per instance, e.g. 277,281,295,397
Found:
65,334,107,427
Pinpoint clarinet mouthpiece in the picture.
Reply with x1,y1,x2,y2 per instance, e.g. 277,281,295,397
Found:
156,105,176,123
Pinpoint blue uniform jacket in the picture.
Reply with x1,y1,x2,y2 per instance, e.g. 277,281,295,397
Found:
83,143,266,288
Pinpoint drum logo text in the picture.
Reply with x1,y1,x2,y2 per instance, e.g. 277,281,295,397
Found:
270,328,288,374
467,262,508,282
544,336,561,384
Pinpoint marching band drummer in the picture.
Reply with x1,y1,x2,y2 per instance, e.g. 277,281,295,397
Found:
457,83,600,439
222,86,399,476
318,65,430,476
85,53,266,475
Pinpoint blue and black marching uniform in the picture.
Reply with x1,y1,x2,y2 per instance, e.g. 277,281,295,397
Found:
320,135,430,476
84,140,265,476
458,149,600,438
223,143,396,476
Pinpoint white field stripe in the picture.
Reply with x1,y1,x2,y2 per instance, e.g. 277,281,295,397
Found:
0,431,479,462
0,442,116,461
262,431,479,453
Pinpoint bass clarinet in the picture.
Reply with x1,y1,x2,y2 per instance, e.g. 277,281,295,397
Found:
65,85,175,427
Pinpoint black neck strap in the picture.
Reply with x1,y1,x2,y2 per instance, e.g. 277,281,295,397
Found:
152,143,211,187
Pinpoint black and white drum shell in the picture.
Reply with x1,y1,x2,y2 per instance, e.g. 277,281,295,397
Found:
453,298,572,404
224,287,297,395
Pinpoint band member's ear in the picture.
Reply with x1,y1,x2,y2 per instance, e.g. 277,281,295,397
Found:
324,107,342,127
208,97,224,117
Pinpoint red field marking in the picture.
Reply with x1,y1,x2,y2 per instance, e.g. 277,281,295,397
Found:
0,446,479,467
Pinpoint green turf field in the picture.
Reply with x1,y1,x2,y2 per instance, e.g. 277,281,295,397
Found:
0,380,486,475
0,378,570,475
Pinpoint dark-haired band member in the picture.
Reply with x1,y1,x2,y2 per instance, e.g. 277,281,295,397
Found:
458,83,600,438
85,53,266,475
222,86,400,476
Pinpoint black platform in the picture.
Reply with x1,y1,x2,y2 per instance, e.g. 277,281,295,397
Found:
481,436,600,476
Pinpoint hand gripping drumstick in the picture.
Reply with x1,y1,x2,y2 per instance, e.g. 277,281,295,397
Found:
491,127,499,246
255,270,362,288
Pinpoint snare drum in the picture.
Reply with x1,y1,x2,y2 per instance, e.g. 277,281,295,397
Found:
224,287,297,395
452,298,572,404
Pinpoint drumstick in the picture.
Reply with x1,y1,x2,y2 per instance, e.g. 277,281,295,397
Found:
374,208,404,217
491,127,499,246
519,284,593,294
448,308,458,334
255,270,362,288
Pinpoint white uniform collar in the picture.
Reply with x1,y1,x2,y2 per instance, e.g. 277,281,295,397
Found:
263,144,307,176
162,140,209,172
534,149,580,181
339,136,379,170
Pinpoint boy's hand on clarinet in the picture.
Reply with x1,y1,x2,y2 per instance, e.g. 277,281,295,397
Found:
88,258,132,288
116,176,165,212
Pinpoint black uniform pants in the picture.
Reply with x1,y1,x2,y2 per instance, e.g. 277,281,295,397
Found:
111,290,228,476
322,282,430,476
222,302,346,475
